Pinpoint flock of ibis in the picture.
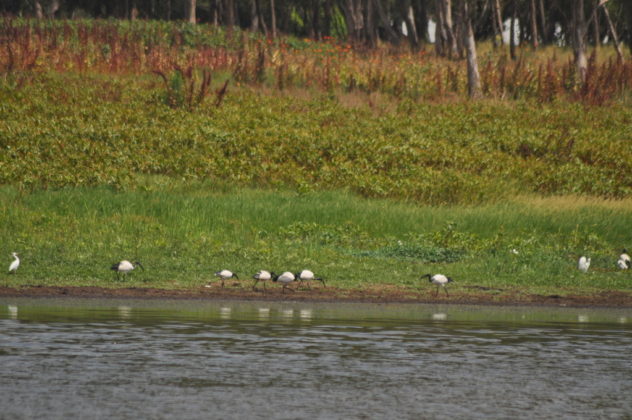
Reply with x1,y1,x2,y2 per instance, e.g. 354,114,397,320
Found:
5,248,630,297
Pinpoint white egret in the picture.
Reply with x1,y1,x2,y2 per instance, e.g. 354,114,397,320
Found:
578,256,590,273
252,270,275,292
8,252,19,274
215,269,238,288
620,249,630,264
111,260,144,280
295,269,325,289
273,272,296,293
420,273,453,296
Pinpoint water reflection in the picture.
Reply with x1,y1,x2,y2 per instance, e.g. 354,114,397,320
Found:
0,299,630,419
257,307,270,320
431,312,447,321
299,309,313,320
219,306,232,320
117,306,132,319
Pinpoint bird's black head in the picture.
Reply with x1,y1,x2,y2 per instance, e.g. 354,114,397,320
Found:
623,248,629,254
232,272,239,279
420,273,432,282
134,261,145,270
447,277,454,283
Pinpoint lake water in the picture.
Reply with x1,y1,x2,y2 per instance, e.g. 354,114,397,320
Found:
1,298,631,419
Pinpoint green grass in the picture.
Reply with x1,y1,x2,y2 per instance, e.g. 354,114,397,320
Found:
1,72,631,204
2,184,631,295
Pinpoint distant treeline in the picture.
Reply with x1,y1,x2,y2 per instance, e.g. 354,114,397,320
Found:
2,0,632,52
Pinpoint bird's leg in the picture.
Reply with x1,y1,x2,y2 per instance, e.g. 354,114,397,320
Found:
435,286,439,297
263,281,266,293
252,279,258,291
444,287,449,296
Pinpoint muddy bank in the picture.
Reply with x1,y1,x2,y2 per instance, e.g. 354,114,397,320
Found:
1,284,632,308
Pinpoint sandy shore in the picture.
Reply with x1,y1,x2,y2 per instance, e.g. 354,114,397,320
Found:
2,284,632,307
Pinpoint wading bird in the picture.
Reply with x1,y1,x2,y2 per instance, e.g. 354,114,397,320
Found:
421,273,453,296
578,256,591,273
295,269,325,289
619,249,630,265
617,258,629,270
215,269,238,288
273,271,296,293
8,252,19,274
111,260,144,280
252,270,275,292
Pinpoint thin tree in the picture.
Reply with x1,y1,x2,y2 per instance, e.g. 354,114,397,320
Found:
599,0,624,62
572,0,588,84
462,0,481,98
186,0,196,23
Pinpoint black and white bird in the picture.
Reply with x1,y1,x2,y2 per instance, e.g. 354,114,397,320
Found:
295,269,325,289
111,260,144,280
617,258,629,270
252,270,275,292
421,273,453,296
578,256,591,273
8,252,19,274
273,271,296,293
215,269,238,288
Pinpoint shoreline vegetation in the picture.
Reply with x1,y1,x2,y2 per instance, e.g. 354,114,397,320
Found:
1,20,631,306
1,187,631,306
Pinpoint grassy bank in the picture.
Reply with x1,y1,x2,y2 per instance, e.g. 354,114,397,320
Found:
2,185,631,296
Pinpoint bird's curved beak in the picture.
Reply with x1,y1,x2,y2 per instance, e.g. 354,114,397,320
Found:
137,262,145,271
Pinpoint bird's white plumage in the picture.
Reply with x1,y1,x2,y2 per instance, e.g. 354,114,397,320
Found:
116,260,135,273
8,252,19,273
275,271,295,284
620,252,631,264
253,270,272,281
216,269,235,278
429,274,450,286
297,270,314,280
252,270,274,291
578,256,591,273
617,259,629,270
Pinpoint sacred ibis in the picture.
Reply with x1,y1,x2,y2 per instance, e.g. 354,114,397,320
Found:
215,269,238,287
111,260,144,280
421,273,453,296
295,269,325,289
252,270,275,292
273,271,296,293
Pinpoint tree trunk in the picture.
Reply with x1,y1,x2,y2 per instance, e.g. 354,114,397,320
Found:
413,0,428,43
509,1,516,60
225,0,235,30
529,0,538,49
186,0,196,23
373,0,399,44
311,0,320,39
47,0,60,18
270,0,277,38
405,4,420,49
436,0,457,58
600,1,624,62
493,0,504,45
462,0,481,98
538,0,549,44
34,1,44,18
572,0,588,84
